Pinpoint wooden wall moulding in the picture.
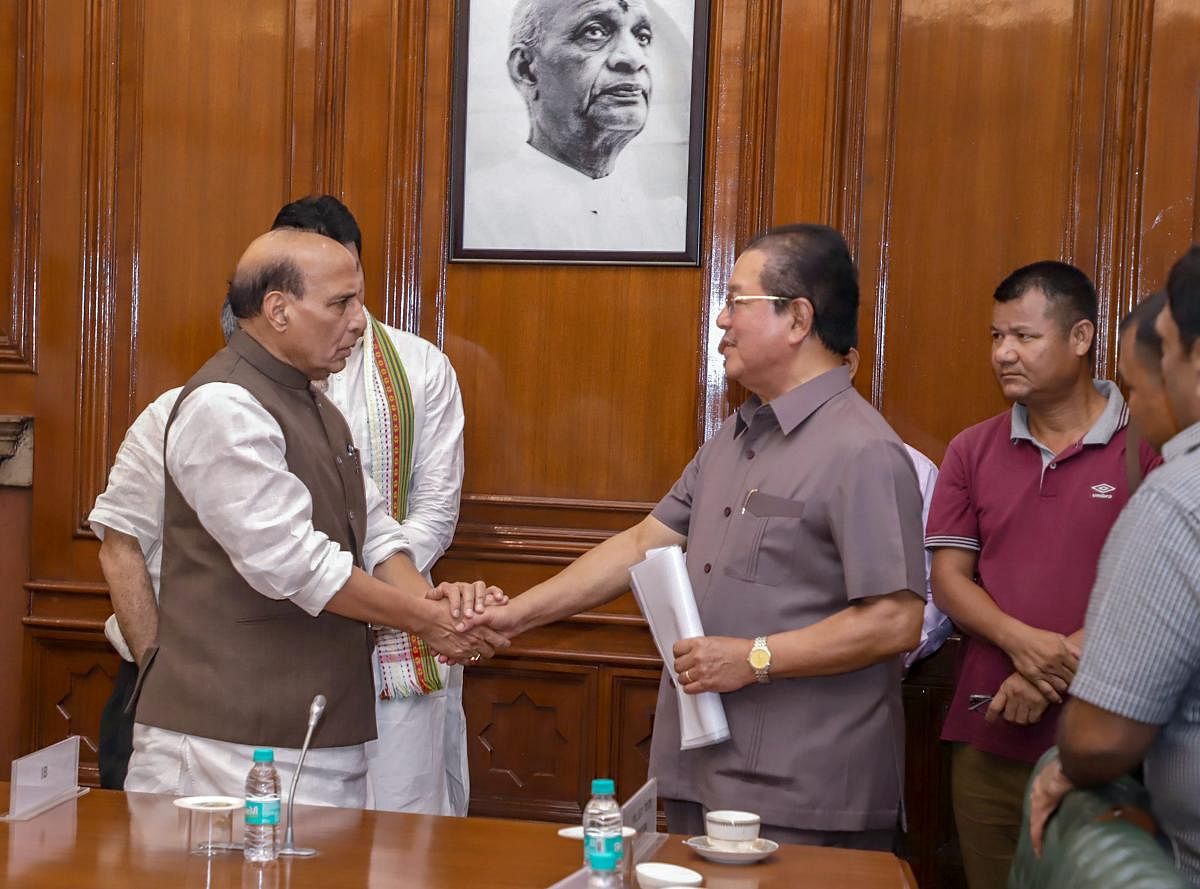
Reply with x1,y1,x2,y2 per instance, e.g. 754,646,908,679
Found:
1,0,43,374
697,0,783,437
26,577,112,630
381,0,430,335
1126,1,1200,303
71,0,123,540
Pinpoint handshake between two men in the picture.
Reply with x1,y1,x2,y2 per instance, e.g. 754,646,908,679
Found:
422,580,513,664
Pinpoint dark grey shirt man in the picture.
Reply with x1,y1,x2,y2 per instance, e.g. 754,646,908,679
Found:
651,365,925,834
444,224,926,849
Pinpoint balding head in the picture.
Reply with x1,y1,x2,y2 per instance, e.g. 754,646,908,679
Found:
227,229,356,320
227,229,365,380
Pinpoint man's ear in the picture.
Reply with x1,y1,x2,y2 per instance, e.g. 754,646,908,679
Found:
1070,318,1095,359
261,290,289,333
787,297,815,345
508,46,537,94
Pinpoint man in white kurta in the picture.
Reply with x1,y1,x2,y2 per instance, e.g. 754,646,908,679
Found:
324,311,468,816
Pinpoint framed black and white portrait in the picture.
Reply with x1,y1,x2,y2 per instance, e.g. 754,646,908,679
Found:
450,0,710,265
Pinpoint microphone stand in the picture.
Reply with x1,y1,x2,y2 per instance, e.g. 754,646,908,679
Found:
278,693,326,857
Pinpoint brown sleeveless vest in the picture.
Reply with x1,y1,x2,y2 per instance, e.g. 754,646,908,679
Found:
135,330,376,748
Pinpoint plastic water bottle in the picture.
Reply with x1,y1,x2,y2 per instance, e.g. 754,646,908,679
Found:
587,851,621,888
583,778,623,877
244,748,281,862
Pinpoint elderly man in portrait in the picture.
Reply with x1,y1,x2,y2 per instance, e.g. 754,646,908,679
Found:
463,0,687,252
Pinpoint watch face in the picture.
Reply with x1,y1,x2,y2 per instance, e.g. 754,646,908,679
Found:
749,649,771,670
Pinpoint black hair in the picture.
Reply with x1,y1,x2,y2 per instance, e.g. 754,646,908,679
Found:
1166,245,1200,352
1118,291,1167,367
744,223,858,355
993,261,1098,362
271,194,363,259
225,258,305,320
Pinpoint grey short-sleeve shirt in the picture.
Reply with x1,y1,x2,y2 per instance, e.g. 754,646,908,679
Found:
648,366,927,831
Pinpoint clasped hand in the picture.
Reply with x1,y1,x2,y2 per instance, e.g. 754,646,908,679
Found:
985,671,1052,725
422,581,511,664
672,636,756,694
1006,626,1081,701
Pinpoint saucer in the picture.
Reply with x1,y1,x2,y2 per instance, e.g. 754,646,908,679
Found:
684,835,778,864
173,796,242,812
556,825,638,840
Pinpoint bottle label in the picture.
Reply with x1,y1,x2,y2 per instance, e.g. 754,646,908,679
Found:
585,833,623,865
245,796,281,826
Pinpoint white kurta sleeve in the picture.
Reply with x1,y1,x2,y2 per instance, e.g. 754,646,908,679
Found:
360,472,411,574
88,387,181,552
392,343,465,574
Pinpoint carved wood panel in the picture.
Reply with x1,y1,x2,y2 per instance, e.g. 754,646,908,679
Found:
24,630,119,787
602,669,661,806
462,659,598,822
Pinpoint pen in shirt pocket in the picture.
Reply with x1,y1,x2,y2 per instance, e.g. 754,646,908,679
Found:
968,694,993,711
740,488,759,515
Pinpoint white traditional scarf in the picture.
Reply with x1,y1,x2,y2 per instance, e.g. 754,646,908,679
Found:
364,315,445,699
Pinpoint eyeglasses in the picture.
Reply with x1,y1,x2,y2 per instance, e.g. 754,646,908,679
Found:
720,294,792,314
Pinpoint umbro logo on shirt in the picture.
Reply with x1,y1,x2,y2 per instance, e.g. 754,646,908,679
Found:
1090,483,1116,500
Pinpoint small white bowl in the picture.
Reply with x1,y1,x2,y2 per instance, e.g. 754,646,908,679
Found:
635,861,704,888
704,809,761,847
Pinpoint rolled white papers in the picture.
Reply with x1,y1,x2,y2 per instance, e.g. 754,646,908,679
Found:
629,546,730,750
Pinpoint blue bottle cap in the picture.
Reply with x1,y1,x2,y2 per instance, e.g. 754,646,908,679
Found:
252,748,274,762
589,851,619,871
591,778,615,795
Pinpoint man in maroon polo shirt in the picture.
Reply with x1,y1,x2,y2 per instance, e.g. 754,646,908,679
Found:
926,261,1160,889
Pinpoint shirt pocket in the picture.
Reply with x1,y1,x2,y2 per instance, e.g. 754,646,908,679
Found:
721,491,806,587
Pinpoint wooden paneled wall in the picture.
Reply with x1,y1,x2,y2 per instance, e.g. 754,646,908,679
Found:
2,2,1198,887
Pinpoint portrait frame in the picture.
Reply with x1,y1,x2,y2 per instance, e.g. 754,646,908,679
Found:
448,0,711,266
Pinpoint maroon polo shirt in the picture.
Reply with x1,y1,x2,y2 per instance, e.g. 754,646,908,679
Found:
926,381,1161,763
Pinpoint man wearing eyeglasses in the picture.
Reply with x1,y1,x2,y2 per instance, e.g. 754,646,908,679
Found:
443,224,926,849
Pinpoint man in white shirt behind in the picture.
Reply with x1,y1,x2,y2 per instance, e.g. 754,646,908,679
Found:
844,348,952,667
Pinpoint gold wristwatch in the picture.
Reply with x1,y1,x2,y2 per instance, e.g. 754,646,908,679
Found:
748,636,772,683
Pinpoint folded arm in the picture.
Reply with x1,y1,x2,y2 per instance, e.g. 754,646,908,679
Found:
932,547,1080,700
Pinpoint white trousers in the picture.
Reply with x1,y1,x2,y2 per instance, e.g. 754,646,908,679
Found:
125,724,368,808
365,662,469,816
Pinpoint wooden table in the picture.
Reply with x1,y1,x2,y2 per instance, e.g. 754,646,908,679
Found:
1,784,918,888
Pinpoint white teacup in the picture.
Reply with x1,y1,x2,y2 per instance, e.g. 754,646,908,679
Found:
704,809,761,850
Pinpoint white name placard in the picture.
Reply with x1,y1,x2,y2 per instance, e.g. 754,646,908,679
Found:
2,736,89,822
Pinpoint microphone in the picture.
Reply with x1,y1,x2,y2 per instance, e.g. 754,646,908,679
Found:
278,693,326,857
